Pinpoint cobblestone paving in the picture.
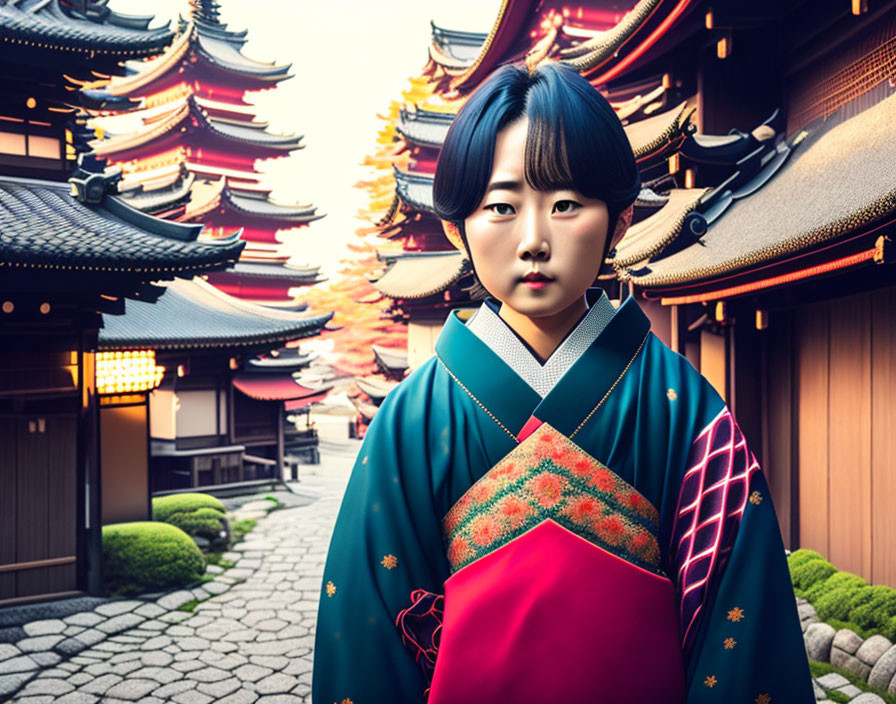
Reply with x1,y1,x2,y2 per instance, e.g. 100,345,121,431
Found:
0,418,357,704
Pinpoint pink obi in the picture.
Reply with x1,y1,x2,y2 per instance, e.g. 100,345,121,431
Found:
403,423,687,703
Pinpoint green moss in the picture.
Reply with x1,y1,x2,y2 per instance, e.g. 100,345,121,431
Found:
152,493,226,522
804,572,867,603
816,586,862,622
826,618,873,640
828,691,851,703
791,557,837,592
851,584,896,635
178,599,199,613
102,522,205,597
164,507,229,550
788,549,826,570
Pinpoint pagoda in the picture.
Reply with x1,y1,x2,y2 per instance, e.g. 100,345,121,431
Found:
77,0,326,305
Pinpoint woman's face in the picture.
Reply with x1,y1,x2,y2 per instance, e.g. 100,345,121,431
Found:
463,117,610,321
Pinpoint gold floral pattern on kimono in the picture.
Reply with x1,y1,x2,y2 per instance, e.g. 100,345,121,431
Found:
442,423,662,574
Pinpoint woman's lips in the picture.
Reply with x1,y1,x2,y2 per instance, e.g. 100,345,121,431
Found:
520,272,553,289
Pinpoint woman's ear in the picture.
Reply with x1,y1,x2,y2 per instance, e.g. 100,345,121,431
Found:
441,220,466,254
609,204,634,251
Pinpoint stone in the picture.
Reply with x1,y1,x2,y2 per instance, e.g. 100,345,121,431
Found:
850,694,887,703
190,666,231,683
799,603,818,620
29,651,62,666
0,655,39,674
197,676,242,698
80,673,123,694
54,640,86,658
156,590,196,610
171,689,214,704
216,689,260,704
17,635,65,652
141,651,174,667
834,684,863,698
831,649,872,679
203,581,231,595
103,678,160,700
857,635,893,667
152,680,195,698
94,600,142,617
0,644,20,661
22,619,67,637
18,677,75,696
816,673,850,689
235,664,275,682
94,613,143,634
240,501,276,512
133,603,166,619
255,673,298,695
833,629,864,656
63,613,103,628
194,536,211,549
0,672,36,699
813,681,825,699
869,644,896,689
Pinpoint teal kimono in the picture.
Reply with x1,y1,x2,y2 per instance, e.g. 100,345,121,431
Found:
312,291,813,704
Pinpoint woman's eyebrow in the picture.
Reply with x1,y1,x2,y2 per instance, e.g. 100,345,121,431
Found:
485,180,522,194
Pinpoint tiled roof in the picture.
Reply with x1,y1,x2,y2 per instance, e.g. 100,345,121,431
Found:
98,277,332,350
630,92,896,287
394,167,435,213
0,0,173,55
223,189,322,223
429,21,487,70
0,176,243,275
373,250,467,299
396,108,455,148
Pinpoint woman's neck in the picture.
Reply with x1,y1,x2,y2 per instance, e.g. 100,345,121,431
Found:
497,297,589,362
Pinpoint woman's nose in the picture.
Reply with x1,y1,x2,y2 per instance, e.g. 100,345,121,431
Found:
517,211,550,261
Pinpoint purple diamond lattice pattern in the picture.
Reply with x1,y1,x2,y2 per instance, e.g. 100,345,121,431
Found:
670,407,759,659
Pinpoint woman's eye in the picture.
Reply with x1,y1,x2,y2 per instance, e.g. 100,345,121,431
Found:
485,203,515,216
553,200,581,214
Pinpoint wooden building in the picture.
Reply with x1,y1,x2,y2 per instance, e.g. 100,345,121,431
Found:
595,0,896,586
0,164,244,607
98,277,333,499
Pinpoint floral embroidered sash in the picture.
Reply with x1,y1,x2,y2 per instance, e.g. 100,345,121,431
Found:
442,422,663,576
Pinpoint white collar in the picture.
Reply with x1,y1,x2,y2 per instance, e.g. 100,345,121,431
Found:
465,291,616,397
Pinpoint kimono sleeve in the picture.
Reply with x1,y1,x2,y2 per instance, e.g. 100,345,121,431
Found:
669,405,815,703
312,372,451,704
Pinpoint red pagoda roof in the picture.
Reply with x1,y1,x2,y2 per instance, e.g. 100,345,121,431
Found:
233,373,328,402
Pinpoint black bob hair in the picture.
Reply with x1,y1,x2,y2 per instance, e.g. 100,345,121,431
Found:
432,61,641,258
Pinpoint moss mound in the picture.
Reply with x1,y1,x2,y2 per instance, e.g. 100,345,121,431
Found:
152,493,226,522
152,493,229,550
790,555,837,595
102,522,205,596
166,507,229,550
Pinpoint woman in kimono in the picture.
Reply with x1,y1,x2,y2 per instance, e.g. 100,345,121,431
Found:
313,62,814,703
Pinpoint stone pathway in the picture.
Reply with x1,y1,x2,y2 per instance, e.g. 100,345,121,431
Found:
0,417,357,704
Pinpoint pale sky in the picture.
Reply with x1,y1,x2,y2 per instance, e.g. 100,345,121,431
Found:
110,0,501,280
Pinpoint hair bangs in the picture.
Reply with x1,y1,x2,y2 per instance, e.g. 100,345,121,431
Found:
523,111,576,193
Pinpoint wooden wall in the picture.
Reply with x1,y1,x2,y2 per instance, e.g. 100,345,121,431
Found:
794,285,896,585
0,414,78,604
